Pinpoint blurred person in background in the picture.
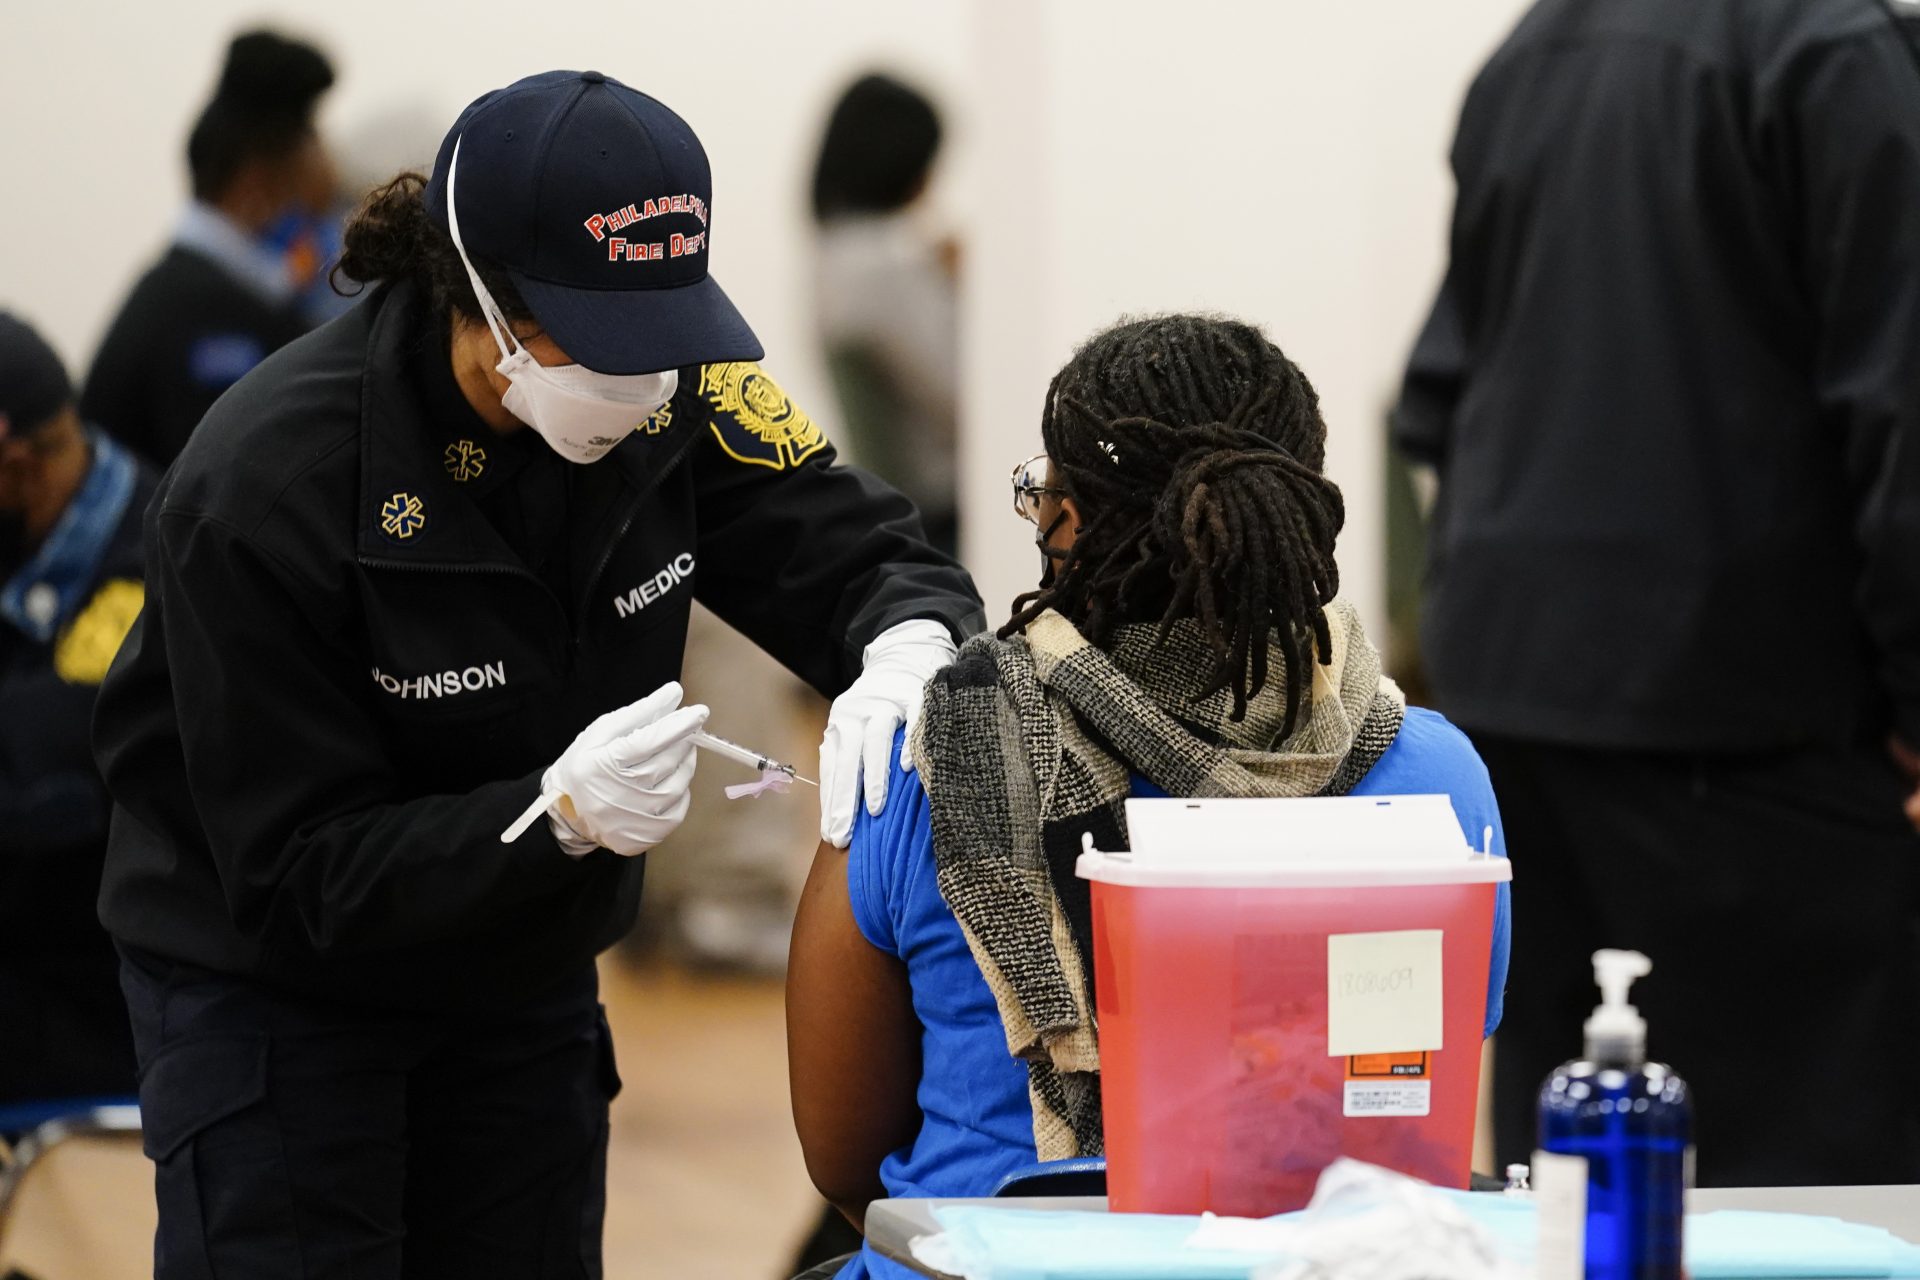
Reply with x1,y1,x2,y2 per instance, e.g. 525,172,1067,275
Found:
1396,0,1920,1185
811,73,958,558
0,312,153,1113
789,316,1511,1280
725,72,969,1275
82,30,337,468
654,73,968,988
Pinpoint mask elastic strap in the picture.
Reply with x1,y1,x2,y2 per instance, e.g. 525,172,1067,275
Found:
445,137,519,365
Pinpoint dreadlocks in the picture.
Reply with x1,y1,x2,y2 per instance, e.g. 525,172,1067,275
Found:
1002,314,1345,736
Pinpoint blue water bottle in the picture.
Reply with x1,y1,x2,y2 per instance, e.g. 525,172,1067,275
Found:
1535,950,1691,1280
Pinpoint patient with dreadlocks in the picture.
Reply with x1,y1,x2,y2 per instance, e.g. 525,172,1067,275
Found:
785,314,1511,1263
1004,314,1347,736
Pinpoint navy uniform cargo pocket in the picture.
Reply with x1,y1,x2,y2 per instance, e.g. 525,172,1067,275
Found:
139,1033,298,1280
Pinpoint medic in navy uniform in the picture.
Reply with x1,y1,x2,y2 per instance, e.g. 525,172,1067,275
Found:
92,71,981,1279
0,313,154,1109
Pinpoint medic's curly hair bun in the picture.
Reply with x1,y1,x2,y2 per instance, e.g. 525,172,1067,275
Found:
186,29,333,201
1002,314,1345,736
332,172,539,329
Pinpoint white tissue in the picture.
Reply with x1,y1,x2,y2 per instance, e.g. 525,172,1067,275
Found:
1192,1159,1528,1280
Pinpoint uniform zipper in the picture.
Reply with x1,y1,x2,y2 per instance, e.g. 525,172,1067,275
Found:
571,430,704,652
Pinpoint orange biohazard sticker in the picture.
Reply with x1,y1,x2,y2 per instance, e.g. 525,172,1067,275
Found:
1346,1052,1431,1080
1344,1052,1432,1116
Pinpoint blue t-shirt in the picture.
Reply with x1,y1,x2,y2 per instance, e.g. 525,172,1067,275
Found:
837,707,1510,1280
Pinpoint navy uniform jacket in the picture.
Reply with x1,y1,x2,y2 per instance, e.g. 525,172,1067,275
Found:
82,246,312,469
1395,0,1920,752
93,279,983,1011
3,442,155,947
1,438,153,1098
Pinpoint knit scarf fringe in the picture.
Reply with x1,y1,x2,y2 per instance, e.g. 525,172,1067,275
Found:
911,598,1405,1159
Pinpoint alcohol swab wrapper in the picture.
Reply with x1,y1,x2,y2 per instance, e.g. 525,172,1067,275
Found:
724,771,794,800
499,728,814,842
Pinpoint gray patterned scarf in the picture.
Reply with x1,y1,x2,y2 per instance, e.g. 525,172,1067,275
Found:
911,598,1405,1159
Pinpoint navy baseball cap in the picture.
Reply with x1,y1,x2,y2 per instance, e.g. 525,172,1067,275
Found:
0,311,74,440
425,70,762,375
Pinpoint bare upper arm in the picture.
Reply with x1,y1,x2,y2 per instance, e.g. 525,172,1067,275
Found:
786,839,923,1229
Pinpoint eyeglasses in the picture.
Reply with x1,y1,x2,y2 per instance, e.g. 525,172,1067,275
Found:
1010,453,1065,524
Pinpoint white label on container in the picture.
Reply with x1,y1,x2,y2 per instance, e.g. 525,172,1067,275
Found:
1533,1149,1589,1280
1343,1079,1431,1117
1325,929,1444,1056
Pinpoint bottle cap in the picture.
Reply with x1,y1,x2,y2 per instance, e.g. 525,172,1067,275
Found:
1584,948,1651,1063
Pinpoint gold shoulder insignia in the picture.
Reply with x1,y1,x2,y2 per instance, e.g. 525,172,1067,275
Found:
53,577,144,686
699,363,827,471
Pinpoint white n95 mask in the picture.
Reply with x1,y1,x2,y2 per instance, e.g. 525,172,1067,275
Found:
446,139,677,464
486,335,676,466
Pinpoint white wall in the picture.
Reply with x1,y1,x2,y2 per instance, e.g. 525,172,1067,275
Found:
1,0,1532,640
962,0,1533,637
0,0,974,431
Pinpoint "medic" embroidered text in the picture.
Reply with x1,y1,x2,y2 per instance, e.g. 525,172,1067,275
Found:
613,552,695,619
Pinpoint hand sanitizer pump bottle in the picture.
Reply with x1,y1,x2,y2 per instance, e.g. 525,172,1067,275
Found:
1535,950,1691,1280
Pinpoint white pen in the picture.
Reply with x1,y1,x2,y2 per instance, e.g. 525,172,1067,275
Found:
499,727,815,843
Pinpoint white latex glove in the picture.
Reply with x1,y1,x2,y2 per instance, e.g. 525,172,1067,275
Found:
820,618,958,847
544,681,710,858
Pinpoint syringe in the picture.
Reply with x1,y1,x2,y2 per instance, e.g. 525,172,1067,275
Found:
499,726,814,843
690,730,817,787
